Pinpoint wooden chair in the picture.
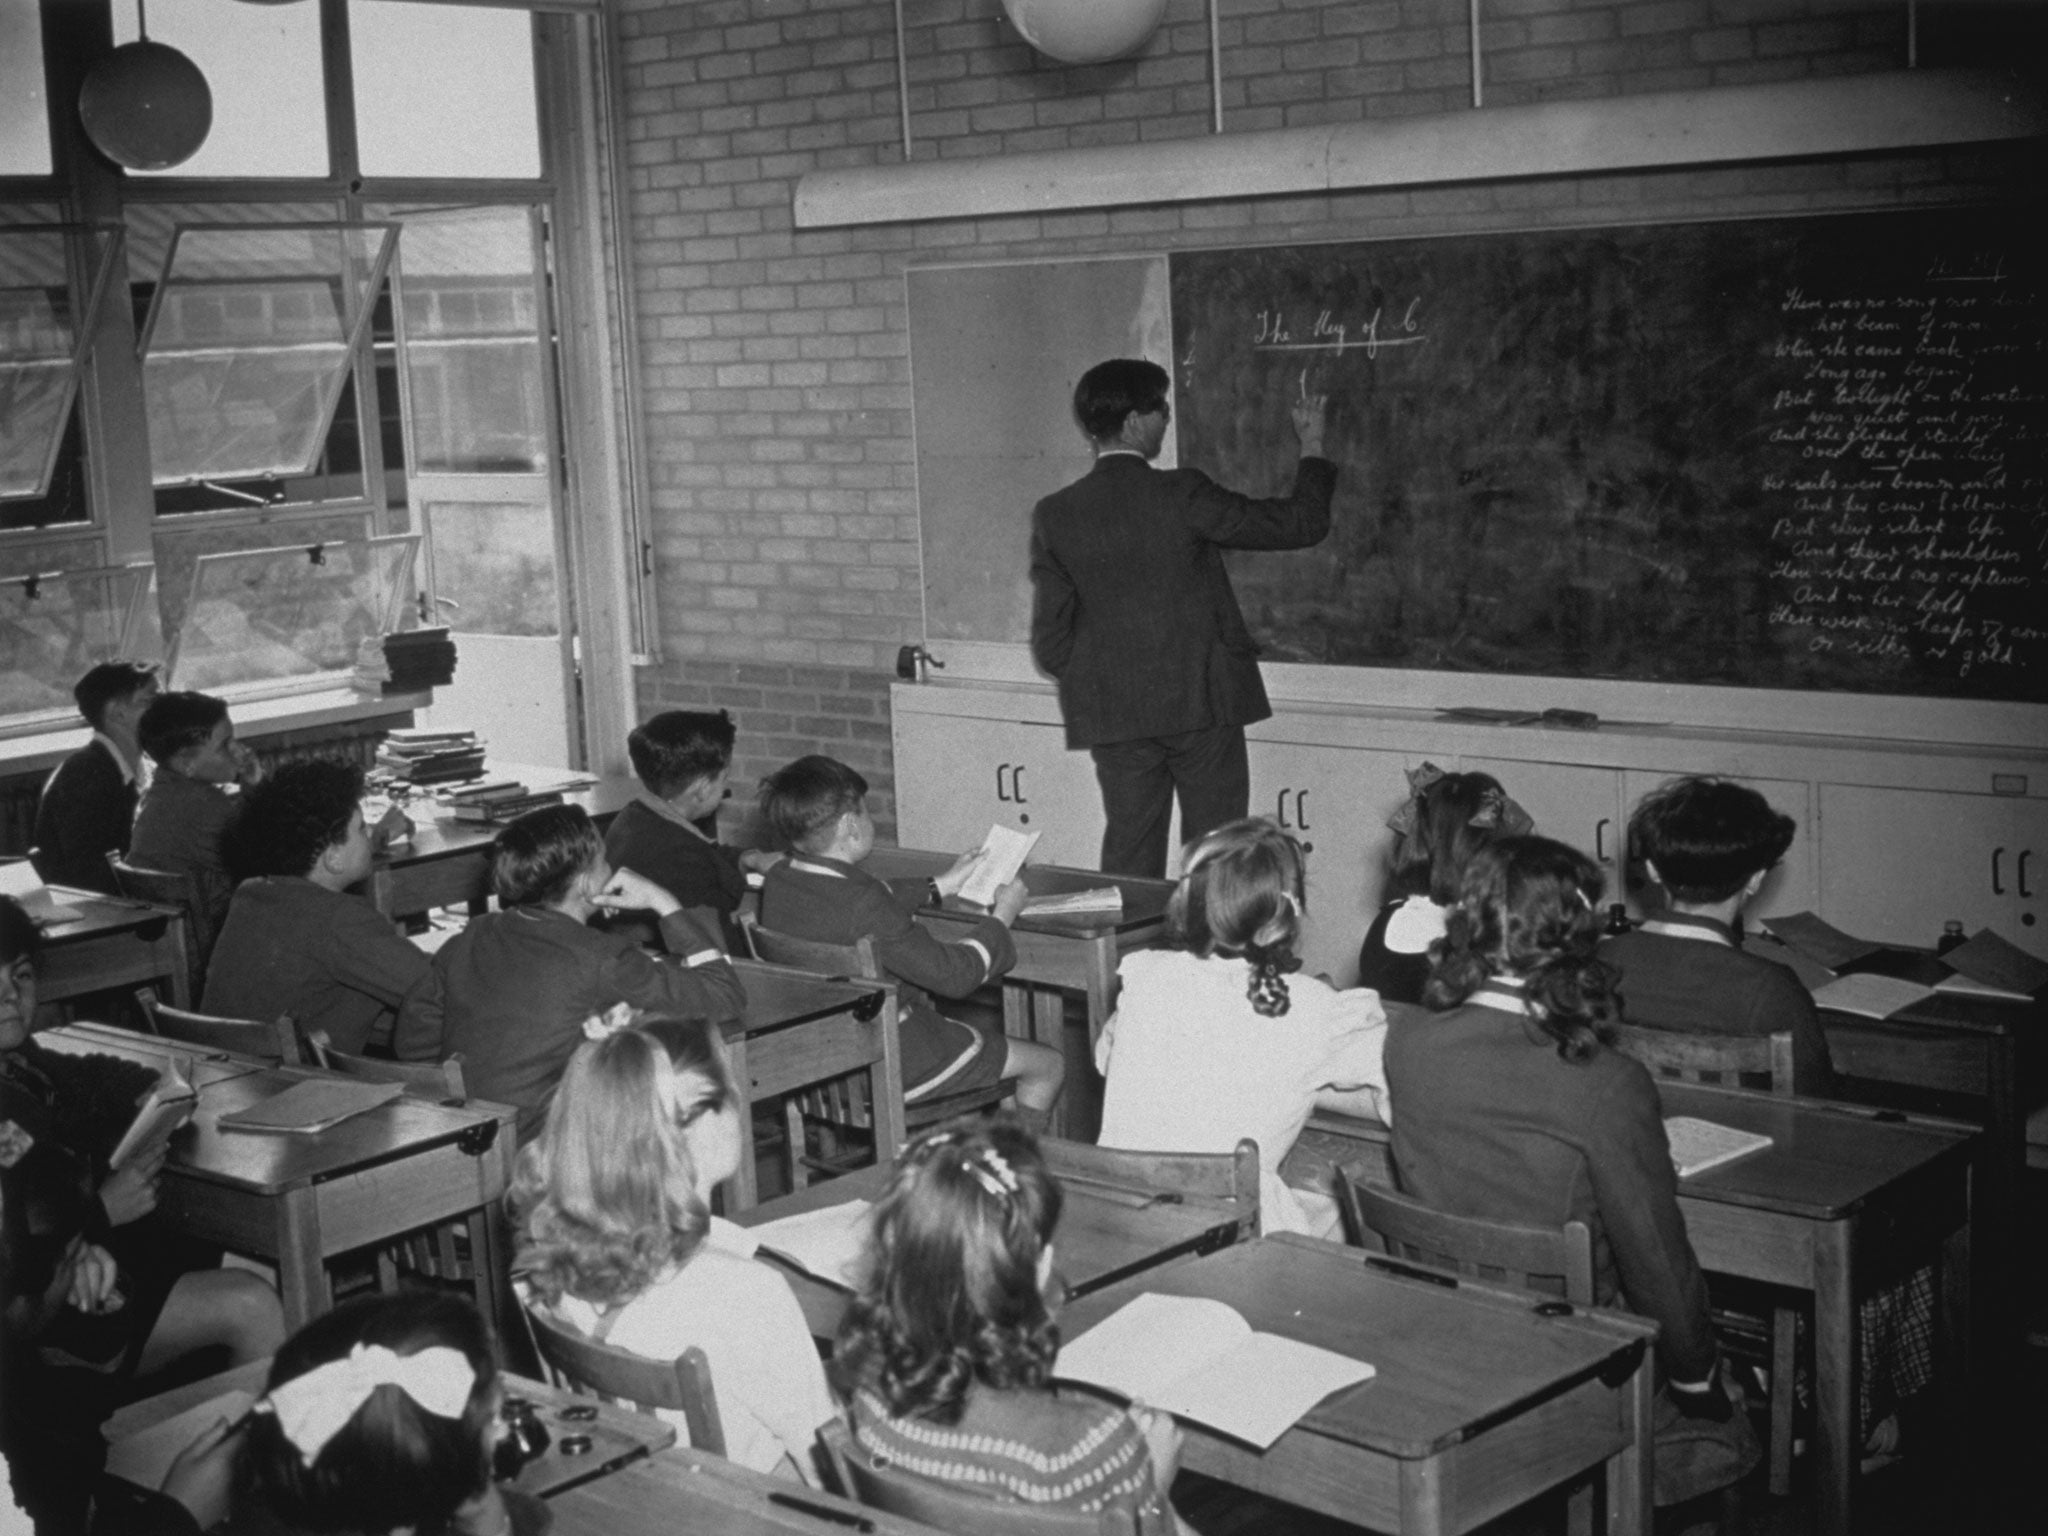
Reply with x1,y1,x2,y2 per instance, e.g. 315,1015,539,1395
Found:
523,1304,725,1456
1336,1171,1595,1301
107,854,215,997
819,1420,1173,1536
1042,1137,1260,1240
133,986,303,1065
742,917,1020,1189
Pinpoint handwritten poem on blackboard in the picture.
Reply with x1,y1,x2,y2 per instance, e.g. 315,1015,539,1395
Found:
1765,251,2043,686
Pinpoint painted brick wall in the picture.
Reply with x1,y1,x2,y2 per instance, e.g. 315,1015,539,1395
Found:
613,0,2037,839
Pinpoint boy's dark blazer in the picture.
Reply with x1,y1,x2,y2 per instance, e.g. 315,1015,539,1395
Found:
1029,453,1337,748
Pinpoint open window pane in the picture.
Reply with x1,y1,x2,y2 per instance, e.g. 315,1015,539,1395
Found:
138,223,395,488
0,564,156,722
421,499,556,637
353,3,541,181
0,227,116,506
166,533,417,695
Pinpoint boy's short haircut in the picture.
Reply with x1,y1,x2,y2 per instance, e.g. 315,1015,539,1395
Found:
225,759,364,882
627,709,738,799
1630,775,1795,906
757,755,867,854
492,803,603,908
73,661,157,731
1072,358,1169,443
138,690,229,767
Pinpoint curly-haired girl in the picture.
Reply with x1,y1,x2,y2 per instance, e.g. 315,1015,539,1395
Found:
1094,818,1389,1236
835,1120,1181,1525
510,1013,833,1482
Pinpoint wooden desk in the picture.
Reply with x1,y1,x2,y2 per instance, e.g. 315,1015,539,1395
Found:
146,1060,518,1332
366,775,637,921
720,959,907,1212
863,846,1174,1136
39,1021,268,1089
34,889,192,1008
733,1139,1246,1342
1061,1235,1656,1536
1654,1081,1977,1536
548,1442,949,1535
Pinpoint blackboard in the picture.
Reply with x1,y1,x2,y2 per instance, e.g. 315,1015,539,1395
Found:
1170,208,2047,703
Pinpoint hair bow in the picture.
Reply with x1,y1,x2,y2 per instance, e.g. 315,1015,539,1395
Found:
581,1001,638,1043
963,1144,1020,1202
258,1344,475,1465
1469,786,1535,837
1384,762,1447,837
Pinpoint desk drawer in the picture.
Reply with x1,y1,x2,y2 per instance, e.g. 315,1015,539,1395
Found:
316,1139,511,1254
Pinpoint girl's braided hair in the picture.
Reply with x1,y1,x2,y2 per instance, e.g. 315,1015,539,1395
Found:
1170,817,1307,1018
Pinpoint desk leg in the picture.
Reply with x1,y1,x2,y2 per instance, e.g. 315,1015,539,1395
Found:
164,914,193,1008
1813,1222,1856,1536
275,1190,332,1332
1606,1345,1653,1536
726,1034,760,1211
871,994,907,1164
1397,1458,1444,1536
1937,1205,1976,1524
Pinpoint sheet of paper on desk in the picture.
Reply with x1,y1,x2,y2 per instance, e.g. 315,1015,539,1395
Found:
108,1054,198,1170
1664,1117,1774,1178
1761,911,1884,972
1022,887,1122,918
103,1389,255,1490
1748,932,1837,993
956,824,1040,908
1809,972,1936,1020
749,1200,872,1288
217,1078,405,1135
1937,929,2048,1000
1055,1292,1374,1450
0,858,86,926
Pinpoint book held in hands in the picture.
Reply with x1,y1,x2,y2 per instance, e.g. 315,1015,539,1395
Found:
109,1055,200,1170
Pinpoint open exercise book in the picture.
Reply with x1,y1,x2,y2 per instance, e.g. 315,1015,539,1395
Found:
1054,1292,1374,1450
217,1079,404,1136
1664,1117,1774,1179
747,1200,872,1289
108,1056,199,1170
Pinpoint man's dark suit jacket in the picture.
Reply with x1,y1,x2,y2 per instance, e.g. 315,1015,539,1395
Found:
32,739,136,894
1029,454,1337,749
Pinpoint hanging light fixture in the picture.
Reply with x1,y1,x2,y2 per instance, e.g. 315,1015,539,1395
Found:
77,0,212,171
999,0,1170,65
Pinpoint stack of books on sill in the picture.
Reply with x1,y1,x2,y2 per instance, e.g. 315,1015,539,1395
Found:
443,779,565,823
353,626,457,696
375,728,486,786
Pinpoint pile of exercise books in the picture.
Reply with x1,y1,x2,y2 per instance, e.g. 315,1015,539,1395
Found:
353,626,457,696
445,779,565,823
375,727,486,786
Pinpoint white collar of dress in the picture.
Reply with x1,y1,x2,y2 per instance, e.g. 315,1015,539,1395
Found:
1467,976,1532,1014
1637,912,1736,948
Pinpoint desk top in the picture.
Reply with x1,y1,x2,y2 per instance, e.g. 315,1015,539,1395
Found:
1059,1233,1654,1462
36,1022,267,1089
1821,988,2039,1040
1657,1080,1976,1220
728,958,892,1034
549,1443,947,1536
864,845,1174,937
35,888,182,943
375,774,638,870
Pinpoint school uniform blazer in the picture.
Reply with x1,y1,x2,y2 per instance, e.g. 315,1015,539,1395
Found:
129,768,237,934
1029,453,1338,748
602,796,749,954
1384,999,1718,1383
32,739,137,894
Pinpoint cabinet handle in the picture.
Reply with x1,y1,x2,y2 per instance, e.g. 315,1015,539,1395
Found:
995,764,1011,803
1275,790,1291,829
1294,789,1309,830
1012,765,1027,804
1992,846,2005,896
1595,818,1612,864
2021,849,2033,900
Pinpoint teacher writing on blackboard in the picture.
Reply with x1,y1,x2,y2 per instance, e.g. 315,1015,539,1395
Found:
1029,357,1336,879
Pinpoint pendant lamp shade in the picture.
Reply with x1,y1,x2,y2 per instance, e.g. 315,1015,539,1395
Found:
1000,0,1170,65
78,39,213,171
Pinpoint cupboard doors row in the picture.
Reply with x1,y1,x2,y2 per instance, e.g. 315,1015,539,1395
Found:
890,712,1105,870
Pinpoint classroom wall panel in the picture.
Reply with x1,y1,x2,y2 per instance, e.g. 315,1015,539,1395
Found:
615,0,2040,791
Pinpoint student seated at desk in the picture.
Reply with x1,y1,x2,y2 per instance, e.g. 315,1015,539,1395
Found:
87,1292,549,1536
1357,764,1530,1007
1599,775,1834,1095
0,896,285,1531
1384,837,1759,1509
32,660,159,895
1096,818,1389,1237
205,761,438,1056
130,691,262,938
603,708,781,954
754,755,1064,1131
836,1120,1183,1529
397,804,745,1142
512,1012,835,1482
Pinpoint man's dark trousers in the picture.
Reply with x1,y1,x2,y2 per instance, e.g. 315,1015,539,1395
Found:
1091,724,1250,878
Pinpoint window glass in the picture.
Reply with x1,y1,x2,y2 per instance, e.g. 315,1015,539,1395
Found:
0,5,52,177
0,226,115,515
112,0,327,180
0,564,156,721
419,498,557,637
353,3,541,180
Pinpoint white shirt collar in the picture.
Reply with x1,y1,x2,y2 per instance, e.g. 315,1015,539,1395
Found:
91,731,143,787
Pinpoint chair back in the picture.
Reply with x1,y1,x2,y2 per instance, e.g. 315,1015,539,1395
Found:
306,1033,467,1100
133,987,303,1066
818,1420,1171,1536
106,853,215,987
1042,1137,1259,1238
742,915,883,981
1609,1024,1795,1096
1336,1170,1595,1304
523,1305,725,1456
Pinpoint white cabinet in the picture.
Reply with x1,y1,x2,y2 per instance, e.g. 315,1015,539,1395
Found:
891,710,1104,869
1818,784,2048,959
1621,772,1817,922
1458,755,1626,883
1249,738,1417,986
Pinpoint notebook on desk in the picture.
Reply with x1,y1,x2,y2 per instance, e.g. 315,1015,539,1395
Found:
217,1079,405,1135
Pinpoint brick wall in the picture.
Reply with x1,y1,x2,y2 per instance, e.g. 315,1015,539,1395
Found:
613,0,2038,840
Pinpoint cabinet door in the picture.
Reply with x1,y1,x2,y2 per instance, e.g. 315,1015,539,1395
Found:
1250,740,1418,986
1818,784,2048,958
892,712,1105,869
1458,757,1627,888
1620,772,1817,921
